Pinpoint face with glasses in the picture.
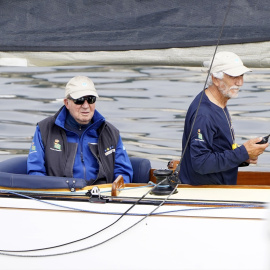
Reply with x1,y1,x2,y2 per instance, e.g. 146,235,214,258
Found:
64,95,96,125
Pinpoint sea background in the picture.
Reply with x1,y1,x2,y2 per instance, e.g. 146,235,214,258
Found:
0,65,269,171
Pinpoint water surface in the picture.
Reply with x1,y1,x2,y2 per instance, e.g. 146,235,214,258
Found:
0,66,269,171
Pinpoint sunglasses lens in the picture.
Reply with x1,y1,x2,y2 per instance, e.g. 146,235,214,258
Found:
72,96,96,105
87,96,96,104
73,97,85,105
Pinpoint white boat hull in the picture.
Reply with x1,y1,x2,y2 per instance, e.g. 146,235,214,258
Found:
1,186,270,270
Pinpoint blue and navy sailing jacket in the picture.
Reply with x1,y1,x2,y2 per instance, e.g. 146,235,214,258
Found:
27,106,133,184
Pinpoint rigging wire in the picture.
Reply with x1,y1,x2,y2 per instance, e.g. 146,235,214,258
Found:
176,0,233,176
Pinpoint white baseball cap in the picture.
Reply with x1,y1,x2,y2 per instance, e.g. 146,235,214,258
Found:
65,76,99,99
204,51,251,76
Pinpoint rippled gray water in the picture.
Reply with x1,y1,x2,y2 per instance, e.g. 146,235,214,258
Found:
0,66,269,171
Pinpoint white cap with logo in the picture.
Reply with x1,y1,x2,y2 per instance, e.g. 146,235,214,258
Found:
65,76,99,99
204,51,252,76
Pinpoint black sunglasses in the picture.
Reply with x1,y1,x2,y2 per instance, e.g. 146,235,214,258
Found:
69,95,96,105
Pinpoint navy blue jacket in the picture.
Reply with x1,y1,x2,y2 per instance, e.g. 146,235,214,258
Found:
27,106,133,183
179,91,249,185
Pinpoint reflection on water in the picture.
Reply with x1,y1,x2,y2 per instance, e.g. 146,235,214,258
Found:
0,66,269,171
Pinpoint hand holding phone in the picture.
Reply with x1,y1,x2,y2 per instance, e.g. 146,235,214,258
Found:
256,134,270,144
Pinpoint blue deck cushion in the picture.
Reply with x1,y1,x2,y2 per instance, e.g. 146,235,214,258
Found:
0,156,87,189
130,157,151,183
0,155,28,174
0,172,87,189
0,156,151,188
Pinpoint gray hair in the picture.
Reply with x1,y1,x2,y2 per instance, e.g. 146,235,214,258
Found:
206,71,224,87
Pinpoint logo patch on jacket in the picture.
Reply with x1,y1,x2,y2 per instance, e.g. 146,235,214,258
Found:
104,146,115,156
50,139,62,152
30,142,37,153
195,129,204,142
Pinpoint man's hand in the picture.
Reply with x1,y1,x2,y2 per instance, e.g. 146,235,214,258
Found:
243,137,269,160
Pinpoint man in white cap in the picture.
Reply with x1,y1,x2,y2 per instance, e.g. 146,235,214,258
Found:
179,52,268,185
27,76,133,184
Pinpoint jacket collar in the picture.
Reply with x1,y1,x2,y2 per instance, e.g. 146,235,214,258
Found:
55,106,105,131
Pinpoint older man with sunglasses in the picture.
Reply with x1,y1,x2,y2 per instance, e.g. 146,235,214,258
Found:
27,76,133,184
